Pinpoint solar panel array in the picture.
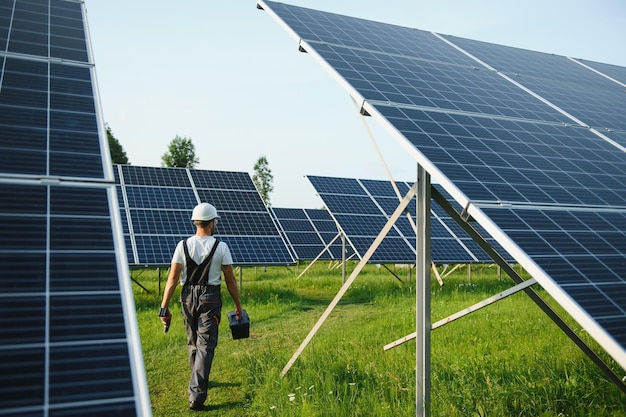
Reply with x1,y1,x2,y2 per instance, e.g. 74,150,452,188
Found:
307,176,507,264
272,207,355,260
259,1,626,371
0,1,150,416
115,164,295,266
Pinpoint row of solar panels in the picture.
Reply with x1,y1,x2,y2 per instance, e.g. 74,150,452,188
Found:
114,164,509,266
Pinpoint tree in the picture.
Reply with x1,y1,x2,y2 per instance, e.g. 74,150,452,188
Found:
161,135,199,168
252,155,273,207
107,124,129,164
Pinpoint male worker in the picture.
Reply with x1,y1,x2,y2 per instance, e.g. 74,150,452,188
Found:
159,202,243,411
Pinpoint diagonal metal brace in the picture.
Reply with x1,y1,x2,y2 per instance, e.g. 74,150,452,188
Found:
430,185,626,395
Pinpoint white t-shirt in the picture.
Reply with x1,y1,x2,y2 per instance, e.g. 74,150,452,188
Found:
172,235,233,286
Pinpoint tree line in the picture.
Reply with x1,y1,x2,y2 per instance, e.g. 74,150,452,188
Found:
107,125,273,206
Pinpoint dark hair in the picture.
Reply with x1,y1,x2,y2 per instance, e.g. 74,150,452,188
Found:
193,220,211,227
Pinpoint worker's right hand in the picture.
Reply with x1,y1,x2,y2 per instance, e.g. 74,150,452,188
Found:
159,310,172,326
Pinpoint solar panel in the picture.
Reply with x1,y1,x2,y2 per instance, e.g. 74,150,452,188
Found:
574,59,626,86
259,0,626,372
115,165,295,266
441,35,626,133
0,1,150,415
307,176,501,264
272,207,354,260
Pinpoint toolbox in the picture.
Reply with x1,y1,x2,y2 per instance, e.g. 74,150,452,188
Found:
227,309,250,339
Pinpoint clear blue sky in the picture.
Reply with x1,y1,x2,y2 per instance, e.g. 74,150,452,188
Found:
85,1,626,209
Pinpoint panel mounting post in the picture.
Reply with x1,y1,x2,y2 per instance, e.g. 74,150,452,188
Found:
416,164,431,417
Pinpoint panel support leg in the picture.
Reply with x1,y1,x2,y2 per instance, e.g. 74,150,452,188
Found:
416,164,431,417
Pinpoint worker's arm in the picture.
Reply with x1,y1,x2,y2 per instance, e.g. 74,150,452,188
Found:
159,262,182,325
222,264,242,317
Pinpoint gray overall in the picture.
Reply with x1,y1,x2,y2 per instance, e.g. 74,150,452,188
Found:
180,239,221,405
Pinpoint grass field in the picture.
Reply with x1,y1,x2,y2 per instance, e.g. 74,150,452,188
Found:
132,262,626,416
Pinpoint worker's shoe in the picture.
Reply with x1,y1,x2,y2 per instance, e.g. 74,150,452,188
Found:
189,401,204,411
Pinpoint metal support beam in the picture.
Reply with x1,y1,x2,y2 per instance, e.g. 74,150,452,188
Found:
416,165,431,417
342,233,347,284
380,264,405,284
384,278,537,351
431,262,444,286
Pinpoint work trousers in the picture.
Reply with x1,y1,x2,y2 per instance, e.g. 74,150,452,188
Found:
180,284,222,404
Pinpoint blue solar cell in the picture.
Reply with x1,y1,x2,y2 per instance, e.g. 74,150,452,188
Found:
375,196,410,216
50,3,89,62
197,189,267,212
308,175,366,195
303,208,331,220
130,209,193,235
275,207,309,220
279,218,316,232
121,164,191,187
1,348,45,409
349,236,414,263
134,235,182,265
322,194,385,215
296,246,333,260
125,186,197,210
225,236,295,264
1,297,45,345
308,217,338,233
0,58,103,178
191,169,254,190
361,178,410,197
49,343,134,403
50,294,126,342
333,212,397,238
286,232,323,245
219,211,281,236
50,253,120,291
8,2,48,57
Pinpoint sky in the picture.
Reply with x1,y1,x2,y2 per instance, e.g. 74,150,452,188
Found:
85,0,626,209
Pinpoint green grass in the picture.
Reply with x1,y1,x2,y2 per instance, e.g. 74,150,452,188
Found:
131,262,626,416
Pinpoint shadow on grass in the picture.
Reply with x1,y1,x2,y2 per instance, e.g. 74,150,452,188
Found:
208,381,240,389
206,400,247,411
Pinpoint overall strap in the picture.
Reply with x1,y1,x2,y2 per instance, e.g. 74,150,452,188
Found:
181,239,197,267
183,239,220,286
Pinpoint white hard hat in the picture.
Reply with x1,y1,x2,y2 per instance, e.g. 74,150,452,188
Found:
191,203,220,221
